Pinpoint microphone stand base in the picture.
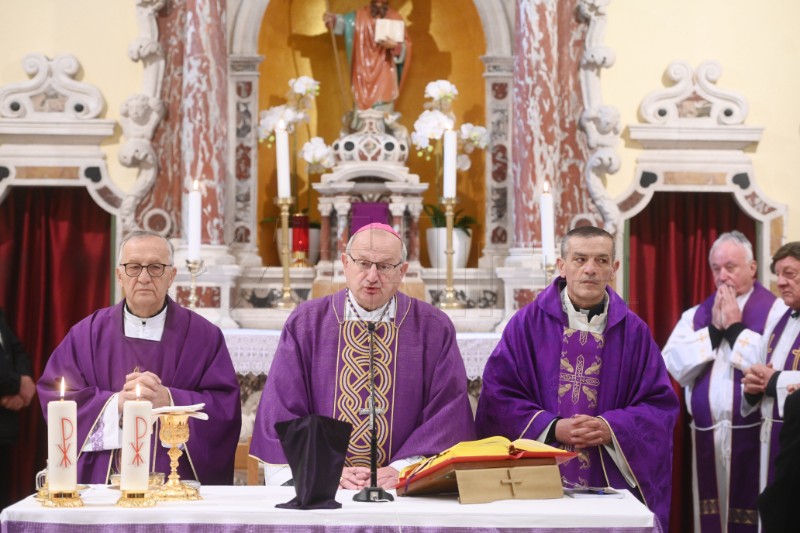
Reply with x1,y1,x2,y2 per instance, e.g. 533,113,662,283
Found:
352,486,395,502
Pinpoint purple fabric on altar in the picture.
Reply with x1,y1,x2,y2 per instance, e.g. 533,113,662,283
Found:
690,281,773,532
475,277,679,531
36,298,242,485
349,202,390,236
250,290,476,466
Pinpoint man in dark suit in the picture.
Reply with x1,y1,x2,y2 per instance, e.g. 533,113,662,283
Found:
0,310,35,510
758,385,800,532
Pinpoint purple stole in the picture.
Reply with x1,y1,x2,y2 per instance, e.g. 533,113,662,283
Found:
690,283,774,532
333,319,398,468
557,328,604,486
764,309,800,487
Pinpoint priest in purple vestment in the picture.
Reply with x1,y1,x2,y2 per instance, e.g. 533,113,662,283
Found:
476,226,679,531
250,223,475,489
37,231,241,485
663,231,772,533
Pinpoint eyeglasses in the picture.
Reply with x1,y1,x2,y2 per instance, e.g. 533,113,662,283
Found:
347,254,402,274
120,263,172,278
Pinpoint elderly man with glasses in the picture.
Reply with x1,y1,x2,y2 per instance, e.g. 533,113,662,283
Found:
37,230,241,486
251,223,475,489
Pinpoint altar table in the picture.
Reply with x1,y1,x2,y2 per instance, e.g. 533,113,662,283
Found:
1,485,659,533
224,329,502,380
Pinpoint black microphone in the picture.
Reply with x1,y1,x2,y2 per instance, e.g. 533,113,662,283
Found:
353,320,394,502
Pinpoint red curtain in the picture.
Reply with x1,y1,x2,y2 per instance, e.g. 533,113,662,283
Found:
0,186,111,503
628,191,757,533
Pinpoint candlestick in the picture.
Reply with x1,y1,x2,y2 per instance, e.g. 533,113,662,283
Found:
442,128,457,199
437,198,465,310
187,180,201,262
540,181,556,268
276,121,291,199
276,197,297,310
47,378,77,493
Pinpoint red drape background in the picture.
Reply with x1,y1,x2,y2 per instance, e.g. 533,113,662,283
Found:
0,186,111,504
628,191,758,533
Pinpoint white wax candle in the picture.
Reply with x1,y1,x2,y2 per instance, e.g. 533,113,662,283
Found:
540,181,556,266
47,379,77,493
275,122,291,199
442,129,457,199
187,180,201,261
120,395,152,492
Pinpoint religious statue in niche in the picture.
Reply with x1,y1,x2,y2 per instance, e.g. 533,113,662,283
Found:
323,0,412,113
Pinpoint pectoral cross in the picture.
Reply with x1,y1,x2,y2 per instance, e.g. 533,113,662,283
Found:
359,395,386,418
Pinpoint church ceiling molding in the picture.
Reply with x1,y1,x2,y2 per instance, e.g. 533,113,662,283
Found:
118,0,167,234
0,53,123,214
617,59,785,287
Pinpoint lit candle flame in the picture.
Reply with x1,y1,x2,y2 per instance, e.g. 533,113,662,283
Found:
192,179,200,192
136,383,141,401
60,377,65,400
543,181,550,194
277,119,286,131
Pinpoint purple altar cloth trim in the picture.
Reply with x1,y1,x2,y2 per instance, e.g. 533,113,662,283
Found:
1,523,661,533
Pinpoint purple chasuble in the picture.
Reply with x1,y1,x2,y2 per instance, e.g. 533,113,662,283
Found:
250,290,476,467
475,277,679,531
690,282,774,532
764,309,800,487
37,298,242,485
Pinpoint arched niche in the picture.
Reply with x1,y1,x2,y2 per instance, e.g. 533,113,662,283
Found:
616,60,786,292
225,0,514,267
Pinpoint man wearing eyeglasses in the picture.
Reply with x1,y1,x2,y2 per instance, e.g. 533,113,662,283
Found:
37,230,241,486
250,223,475,489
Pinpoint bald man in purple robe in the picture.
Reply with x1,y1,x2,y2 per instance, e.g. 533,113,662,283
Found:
37,231,241,485
476,226,679,530
250,223,475,489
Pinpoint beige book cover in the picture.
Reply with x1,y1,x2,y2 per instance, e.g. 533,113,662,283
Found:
374,18,404,43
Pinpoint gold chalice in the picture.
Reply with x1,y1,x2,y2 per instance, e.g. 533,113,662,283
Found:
152,412,201,501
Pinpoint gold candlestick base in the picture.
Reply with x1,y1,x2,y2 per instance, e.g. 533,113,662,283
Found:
40,490,84,508
543,262,557,285
152,412,202,502
275,197,297,310
436,198,466,310
186,259,205,309
438,288,466,310
116,490,156,507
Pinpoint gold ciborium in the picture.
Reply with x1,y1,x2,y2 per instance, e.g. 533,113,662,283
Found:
152,412,201,501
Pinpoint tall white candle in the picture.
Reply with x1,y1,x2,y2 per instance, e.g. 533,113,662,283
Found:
47,378,77,493
442,128,457,199
540,181,556,266
275,121,291,199
187,180,201,262
120,384,152,492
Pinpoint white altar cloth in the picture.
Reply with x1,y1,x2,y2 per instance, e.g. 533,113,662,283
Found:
1,485,659,532
223,329,501,380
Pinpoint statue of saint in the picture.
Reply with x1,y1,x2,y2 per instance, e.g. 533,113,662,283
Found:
323,0,412,112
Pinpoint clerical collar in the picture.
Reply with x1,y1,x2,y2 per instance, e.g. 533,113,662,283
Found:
560,286,608,334
123,301,168,341
344,289,396,323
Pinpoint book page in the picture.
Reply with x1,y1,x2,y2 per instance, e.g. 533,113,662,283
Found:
374,19,404,43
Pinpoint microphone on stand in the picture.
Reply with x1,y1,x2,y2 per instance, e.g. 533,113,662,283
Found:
353,321,394,503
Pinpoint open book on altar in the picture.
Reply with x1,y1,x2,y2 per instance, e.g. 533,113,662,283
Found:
396,437,577,501
374,18,404,43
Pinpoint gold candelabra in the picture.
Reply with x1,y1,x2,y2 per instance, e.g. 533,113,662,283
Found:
152,412,201,501
276,197,297,310
186,259,204,309
437,198,465,310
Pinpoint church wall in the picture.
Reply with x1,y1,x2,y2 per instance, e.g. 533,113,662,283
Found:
0,0,142,193
256,0,487,267
604,0,800,241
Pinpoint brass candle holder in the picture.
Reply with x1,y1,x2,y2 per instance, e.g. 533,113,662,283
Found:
275,197,297,310
39,489,84,508
543,262,556,285
186,259,204,309
437,198,465,310
117,489,156,508
152,412,201,501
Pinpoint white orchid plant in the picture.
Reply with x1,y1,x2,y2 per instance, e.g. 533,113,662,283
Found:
411,80,489,173
257,76,321,147
301,136,335,175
